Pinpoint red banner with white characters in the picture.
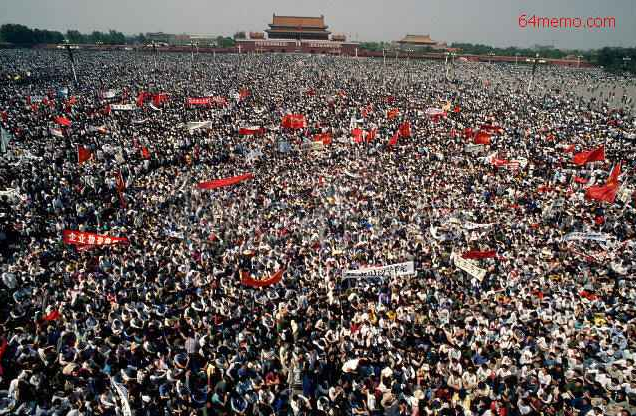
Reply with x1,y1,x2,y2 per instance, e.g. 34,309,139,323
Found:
281,114,307,129
239,126,265,136
187,96,228,107
240,269,284,288
63,230,129,246
197,173,254,190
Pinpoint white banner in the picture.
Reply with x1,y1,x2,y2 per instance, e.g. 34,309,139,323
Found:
464,144,485,154
344,261,414,279
562,232,614,244
187,121,212,132
103,89,119,99
110,378,132,416
618,187,632,205
452,253,486,281
110,104,137,111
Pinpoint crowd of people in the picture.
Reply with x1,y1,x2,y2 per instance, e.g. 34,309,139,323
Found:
1,48,636,416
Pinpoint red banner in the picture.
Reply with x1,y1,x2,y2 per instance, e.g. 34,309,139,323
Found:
461,250,496,259
240,269,284,288
188,97,227,107
352,128,364,143
63,230,129,246
239,88,250,100
573,145,605,166
197,173,254,190
388,131,399,147
480,124,504,134
42,310,61,322
140,146,151,159
387,108,399,120
281,114,307,129
239,127,265,136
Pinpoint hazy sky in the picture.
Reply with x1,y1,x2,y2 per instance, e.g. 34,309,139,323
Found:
1,0,634,50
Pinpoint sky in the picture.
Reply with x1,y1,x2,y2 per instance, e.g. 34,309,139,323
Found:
1,0,635,50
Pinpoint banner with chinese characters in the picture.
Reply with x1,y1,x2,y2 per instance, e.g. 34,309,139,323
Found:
343,261,414,279
63,230,129,246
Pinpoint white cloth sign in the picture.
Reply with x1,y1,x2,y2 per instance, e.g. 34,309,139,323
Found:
451,253,487,281
110,104,137,111
344,261,414,279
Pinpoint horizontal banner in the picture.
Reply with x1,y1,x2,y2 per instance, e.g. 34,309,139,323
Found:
110,104,137,111
343,261,414,279
63,230,129,246
452,253,486,281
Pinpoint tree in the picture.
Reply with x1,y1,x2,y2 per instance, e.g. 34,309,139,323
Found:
233,31,246,40
217,36,235,48
0,24,34,44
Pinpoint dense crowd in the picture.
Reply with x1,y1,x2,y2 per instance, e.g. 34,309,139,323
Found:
1,48,636,416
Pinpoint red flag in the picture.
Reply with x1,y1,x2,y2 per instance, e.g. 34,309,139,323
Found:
585,163,621,203
573,145,605,165
361,104,373,118
461,250,496,260
313,133,333,145
1,110,7,122
281,114,307,129
152,93,169,107
452,105,461,113
365,128,377,143
42,310,61,321
463,127,474,139
77,146,92,164
239,88,250,100
574,176,589,184
387,108,399,120
388,131,399,147
351,128,364,143
563,144,576,153
115,170,126,192
240,269,284,288
140,146,151,160
399,121,411,138
63,230,129,246
55,116,72,127
197,173,254,190
473,131,491,145
136,91,151,107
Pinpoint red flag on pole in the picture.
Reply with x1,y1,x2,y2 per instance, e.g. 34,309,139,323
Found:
387,108,399,120
77,146,92,164
140,146,151,159
585,163,621,203
398,121,411,138
55,116,72,127
573,145,605,165
388,131,399,147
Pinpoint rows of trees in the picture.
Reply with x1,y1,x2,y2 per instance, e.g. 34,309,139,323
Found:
0,24,64,45
65,29,127,45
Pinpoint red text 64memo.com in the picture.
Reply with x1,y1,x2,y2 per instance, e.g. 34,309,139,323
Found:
519,14,615,30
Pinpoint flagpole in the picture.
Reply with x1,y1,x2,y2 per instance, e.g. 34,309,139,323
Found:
64,41,78,85
527,53,538,94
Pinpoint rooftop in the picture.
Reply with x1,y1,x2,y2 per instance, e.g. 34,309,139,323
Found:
398,34,437,45
270,14,328,29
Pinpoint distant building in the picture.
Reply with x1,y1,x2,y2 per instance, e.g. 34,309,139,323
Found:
266,14,331,40
249,32,265,40
397,34,449,50
187,34,218,47
146,32,175,45
331,34,346,42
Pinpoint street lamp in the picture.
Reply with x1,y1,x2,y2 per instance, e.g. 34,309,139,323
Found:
577,55,583,68
623,56,632,69
487,52,495,64
515,52,519,65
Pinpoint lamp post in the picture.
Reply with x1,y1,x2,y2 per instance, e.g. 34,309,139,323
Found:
515,52,519,65
577,55,583,68
623,56,632,69
487,52,495,64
